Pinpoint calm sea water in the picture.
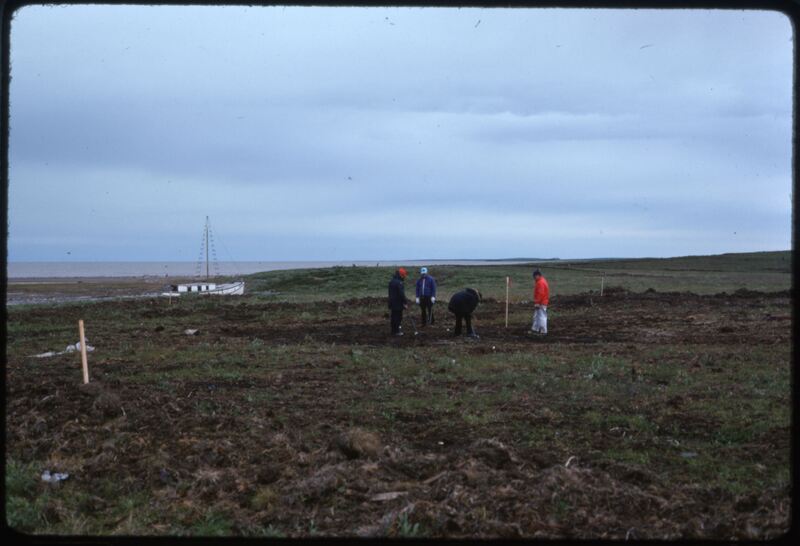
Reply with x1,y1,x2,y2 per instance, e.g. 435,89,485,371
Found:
7,260,534,278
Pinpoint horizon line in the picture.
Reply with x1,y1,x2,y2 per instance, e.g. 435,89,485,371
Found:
6,249,791,264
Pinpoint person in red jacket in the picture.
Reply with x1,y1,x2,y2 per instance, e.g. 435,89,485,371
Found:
531,269,549,335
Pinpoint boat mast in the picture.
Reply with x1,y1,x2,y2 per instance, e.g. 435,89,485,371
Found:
205,216,209,280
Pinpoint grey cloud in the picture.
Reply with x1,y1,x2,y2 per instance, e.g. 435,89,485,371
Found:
7,6,792,261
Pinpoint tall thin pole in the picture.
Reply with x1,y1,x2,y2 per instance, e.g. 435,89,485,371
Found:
505,276,510,328
205,216,209,280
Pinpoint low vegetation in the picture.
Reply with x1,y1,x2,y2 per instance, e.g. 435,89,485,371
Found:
5,251,791,538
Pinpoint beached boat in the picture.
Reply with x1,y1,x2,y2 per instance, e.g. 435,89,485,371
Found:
161,280,245,297
161,216,245,297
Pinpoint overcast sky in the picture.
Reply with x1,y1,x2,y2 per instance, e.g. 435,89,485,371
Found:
7,5,793,261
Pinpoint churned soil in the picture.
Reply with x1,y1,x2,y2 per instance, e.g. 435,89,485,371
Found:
5,288,791,538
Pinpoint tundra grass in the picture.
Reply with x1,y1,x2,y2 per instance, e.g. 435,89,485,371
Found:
5,252,791,536
6,331,789,535
246,252,790,302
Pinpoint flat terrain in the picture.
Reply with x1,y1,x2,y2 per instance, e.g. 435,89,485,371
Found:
6,277,190,307
5,251,792,538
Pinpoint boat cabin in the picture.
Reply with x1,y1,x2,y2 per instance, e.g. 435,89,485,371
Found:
170,283,217,293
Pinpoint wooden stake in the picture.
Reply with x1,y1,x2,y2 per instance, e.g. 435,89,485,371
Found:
600,274,605,297
78,319,90,384
505,276,510,328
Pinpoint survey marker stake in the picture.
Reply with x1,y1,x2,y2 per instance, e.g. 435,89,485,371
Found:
505,276,510,328
78,319,90,384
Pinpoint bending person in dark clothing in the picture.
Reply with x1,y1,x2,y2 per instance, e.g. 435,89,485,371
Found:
387,268,410,336
447,288,482,338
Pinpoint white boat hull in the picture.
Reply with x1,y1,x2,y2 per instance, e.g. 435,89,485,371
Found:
209,281,245,296
161,281,245,297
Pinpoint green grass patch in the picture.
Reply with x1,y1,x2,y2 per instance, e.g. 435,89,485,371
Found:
186,511,235,537
243,251,790,301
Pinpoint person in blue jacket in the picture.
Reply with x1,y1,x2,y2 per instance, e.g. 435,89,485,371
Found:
415,267,437,326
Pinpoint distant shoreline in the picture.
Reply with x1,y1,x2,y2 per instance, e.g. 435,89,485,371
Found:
5,260,545,279
6,251,789,279
7,276,194,284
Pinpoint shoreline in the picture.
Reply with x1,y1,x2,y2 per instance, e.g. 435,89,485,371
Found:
6,260,543,280
7,276,195,284
5,277,186,306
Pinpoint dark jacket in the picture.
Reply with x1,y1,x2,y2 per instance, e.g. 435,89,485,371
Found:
448,288,481,315
415,275,437,298
388,273,408,310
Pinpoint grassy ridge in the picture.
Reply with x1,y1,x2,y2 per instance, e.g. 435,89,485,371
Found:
246,251,791,301
560,250,791,272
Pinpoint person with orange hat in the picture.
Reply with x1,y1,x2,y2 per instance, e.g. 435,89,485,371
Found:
531,268,549,335
388,267,410,336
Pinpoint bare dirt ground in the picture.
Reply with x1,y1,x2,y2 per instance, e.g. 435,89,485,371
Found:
5,288,792,538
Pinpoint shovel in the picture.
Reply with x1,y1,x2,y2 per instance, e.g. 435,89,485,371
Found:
407,315,419,336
